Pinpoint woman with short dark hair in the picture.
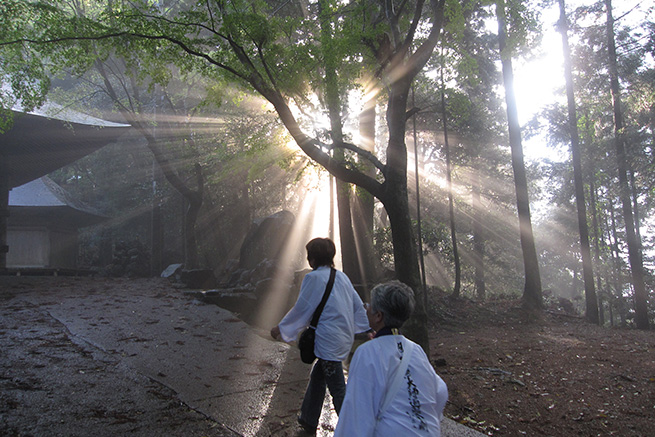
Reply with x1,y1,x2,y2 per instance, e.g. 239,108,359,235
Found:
271,237,369,434
304,237,336,268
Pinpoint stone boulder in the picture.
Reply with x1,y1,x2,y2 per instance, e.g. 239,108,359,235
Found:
194,288,258,321
179,269,217,289
239,211,295,270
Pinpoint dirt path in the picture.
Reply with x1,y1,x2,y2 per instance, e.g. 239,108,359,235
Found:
0,276,361,437
431,297,655,436
1,276,344,436
0,277,236,436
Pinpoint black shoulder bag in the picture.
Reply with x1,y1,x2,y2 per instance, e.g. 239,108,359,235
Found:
298,268,336,364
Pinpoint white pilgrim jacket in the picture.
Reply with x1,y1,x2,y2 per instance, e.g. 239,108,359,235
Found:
277,266,370,361
334,335,448,437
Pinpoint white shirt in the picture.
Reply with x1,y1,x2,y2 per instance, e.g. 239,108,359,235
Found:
334,335,448,437
277,266,370,361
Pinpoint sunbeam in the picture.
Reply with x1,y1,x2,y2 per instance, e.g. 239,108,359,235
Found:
240,169,340,436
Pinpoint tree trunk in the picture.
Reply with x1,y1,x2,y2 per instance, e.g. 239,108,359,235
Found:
151,201,163,275
441,63,461,297
558,0,599,324
319,0,360,285
336,181,360,283
629,170,642,243
353,83,379,293
496,0,543,310
329,173,335,241
471,167,486,300
410,88,428,300
605,0,649,329
589,179,606,325
607,199,627,327
184,164,203,269
379,77,428,352
586,112,607,325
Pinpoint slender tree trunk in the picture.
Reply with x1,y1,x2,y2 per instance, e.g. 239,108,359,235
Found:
558,0,599,323
151,92,163,275
605,0,649,329
472,167,486,300
589,179,606,325
608,199,627,326
586,113,607,326
319,0,360,284
184,164,203,269
629,170,642,243
353,83,379,293
440,63,460,297
329,173,335,241
151,163,163,276
496,0,542,309
336,181,359,282
411,86,427,293
571,267,579,301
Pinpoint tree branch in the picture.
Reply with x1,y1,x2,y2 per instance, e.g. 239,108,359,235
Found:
399,0,425,56
331,141,386,174
1,33,252,84
256,43,281,95
405,106,420,120
406,0,446,79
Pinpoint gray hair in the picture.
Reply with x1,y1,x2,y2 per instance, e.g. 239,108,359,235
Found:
370,281,415,328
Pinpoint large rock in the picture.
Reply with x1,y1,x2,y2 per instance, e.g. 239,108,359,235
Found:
179,269,216,289
239,211,295,270
195,288,258,319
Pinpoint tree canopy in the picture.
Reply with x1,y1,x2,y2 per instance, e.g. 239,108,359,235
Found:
1,0,653,329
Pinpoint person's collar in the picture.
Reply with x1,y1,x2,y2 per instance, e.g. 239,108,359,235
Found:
374,326,400,338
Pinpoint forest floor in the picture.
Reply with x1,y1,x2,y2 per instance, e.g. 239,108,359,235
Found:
1,276,653,436
431,293,655,436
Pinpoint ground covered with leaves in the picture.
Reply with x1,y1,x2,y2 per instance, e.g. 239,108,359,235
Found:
2,276,653,436
430,295,655,436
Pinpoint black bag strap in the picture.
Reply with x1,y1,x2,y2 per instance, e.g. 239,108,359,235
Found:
309,268,336,329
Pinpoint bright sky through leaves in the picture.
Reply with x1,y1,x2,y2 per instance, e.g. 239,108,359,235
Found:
515,0,652,162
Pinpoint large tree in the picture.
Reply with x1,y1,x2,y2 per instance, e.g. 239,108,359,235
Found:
495,0,543,309
533,0,653,326
604,0,649,329
557,0,599,323
2,0,448,349
91,60,206,270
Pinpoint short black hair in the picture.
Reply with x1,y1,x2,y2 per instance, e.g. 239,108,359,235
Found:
305,238,336,268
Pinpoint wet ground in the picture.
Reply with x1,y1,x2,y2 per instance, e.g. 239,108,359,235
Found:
1,277,320,436
1,276,478,436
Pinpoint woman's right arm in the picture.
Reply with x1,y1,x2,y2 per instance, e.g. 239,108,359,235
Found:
276,273,318,342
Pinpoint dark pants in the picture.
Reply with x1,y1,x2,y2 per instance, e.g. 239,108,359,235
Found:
299,359,346,428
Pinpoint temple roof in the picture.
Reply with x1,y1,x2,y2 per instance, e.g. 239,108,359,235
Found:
2,105,131,189
9,176,107,228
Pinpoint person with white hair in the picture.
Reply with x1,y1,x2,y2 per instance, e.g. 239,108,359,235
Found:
334,280,448,436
